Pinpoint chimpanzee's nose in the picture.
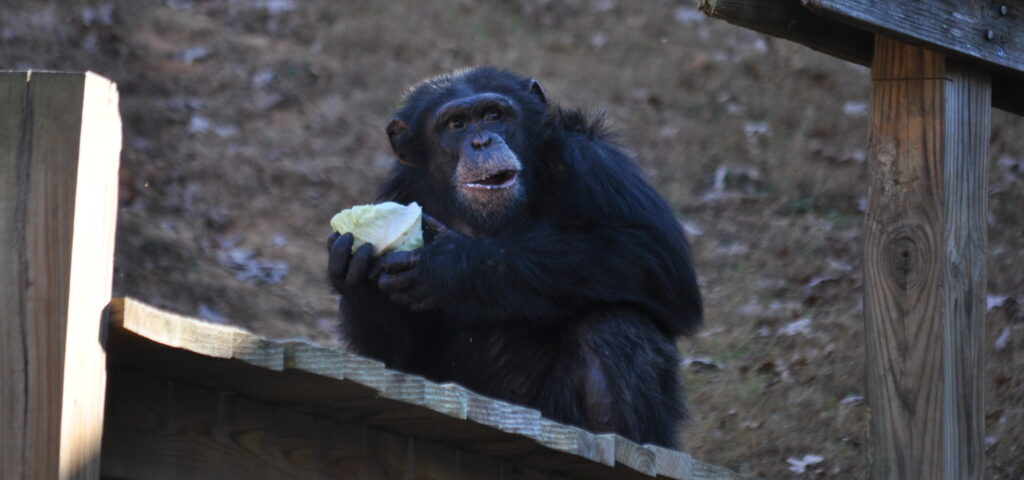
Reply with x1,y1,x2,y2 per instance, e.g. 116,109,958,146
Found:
471,135,492,150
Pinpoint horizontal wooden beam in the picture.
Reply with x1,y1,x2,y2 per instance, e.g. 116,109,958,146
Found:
697,0,873,65
805,0,1024,76
698,0,1024,115
102,371,571,480
106,298,751,480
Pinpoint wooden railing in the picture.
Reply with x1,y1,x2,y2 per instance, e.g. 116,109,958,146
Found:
699,1,1024,478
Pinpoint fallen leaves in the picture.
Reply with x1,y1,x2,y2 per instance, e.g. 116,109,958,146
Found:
682,356,724,372
787,453,825,474
216,239,289,285
778,317,812,337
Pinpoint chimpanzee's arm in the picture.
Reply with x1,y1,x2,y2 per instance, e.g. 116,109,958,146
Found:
379,211,700,336
420,221,699,336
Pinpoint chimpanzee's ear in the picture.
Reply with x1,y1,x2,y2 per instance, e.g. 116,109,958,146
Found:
528,79,547,105
386,118,416,167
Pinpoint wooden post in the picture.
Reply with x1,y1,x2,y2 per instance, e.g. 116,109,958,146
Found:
864,37,989,480
0,72,122,480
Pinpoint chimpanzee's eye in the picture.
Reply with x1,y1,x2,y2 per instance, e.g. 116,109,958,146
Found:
447,117,466,130
483,108,503,123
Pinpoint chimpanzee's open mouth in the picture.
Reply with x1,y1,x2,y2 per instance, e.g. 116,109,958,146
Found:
462,169,519,190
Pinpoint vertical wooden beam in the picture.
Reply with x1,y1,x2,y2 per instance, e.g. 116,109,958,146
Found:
864,37,989,480
0,71,122,480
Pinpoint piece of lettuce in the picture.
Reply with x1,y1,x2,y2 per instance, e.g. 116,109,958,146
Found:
330,202,423,255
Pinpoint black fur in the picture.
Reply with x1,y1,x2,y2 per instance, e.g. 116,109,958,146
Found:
328,67,701,448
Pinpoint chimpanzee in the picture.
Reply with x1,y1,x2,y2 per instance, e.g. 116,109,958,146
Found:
327,67,701,448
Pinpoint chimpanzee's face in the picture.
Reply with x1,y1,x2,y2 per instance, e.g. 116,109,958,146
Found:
385,71,548,235
429,92,525,220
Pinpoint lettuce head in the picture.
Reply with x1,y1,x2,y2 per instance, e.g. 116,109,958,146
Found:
330,202,423,255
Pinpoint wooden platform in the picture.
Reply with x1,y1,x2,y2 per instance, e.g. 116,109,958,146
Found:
102,297,748,480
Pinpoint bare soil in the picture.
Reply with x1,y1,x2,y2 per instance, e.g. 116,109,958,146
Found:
3,0,1022,477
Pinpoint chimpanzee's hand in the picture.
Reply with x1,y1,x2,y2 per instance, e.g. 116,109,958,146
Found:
327,232,377,299
376,214,464,311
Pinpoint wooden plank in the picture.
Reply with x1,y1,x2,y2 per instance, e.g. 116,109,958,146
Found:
108,298,750,479
0,70,45,480
607,434,657,477
697,0,1024,115
288,344,628,477
464,390,542,438
101,371,562,480
864,37,989,480
939,53,990,480
698,0,873,65
0,71,121,480
383,376,469,420
805,0,1024,76
691,458,752,480
648,445,695,479
59,71,122,480
111,297,285,371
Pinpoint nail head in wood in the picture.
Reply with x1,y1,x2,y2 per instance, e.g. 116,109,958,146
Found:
985,29,994,41
999,5,1008,16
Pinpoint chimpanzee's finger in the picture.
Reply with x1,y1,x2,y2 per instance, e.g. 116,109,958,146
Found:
379,250,420,274
328,233,355,286
326,232,341,252
369,258,385,281
378,270,416,294
345,242,375,288
422,213,462,242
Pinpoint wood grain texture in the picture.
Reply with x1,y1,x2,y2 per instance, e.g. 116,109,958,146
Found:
112,298,285,371
691,458,752,480
648,445,695,479
939,56,990,480
59,71,122,480
1,71,120,480
101,371,563,480
0,70,38,480
805,0,1024,74
698,0,873,65
107,297,752,479
697,0,1024,115
864,37,989,480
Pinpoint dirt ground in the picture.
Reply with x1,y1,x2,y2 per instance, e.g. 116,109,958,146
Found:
3,0,1023,478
